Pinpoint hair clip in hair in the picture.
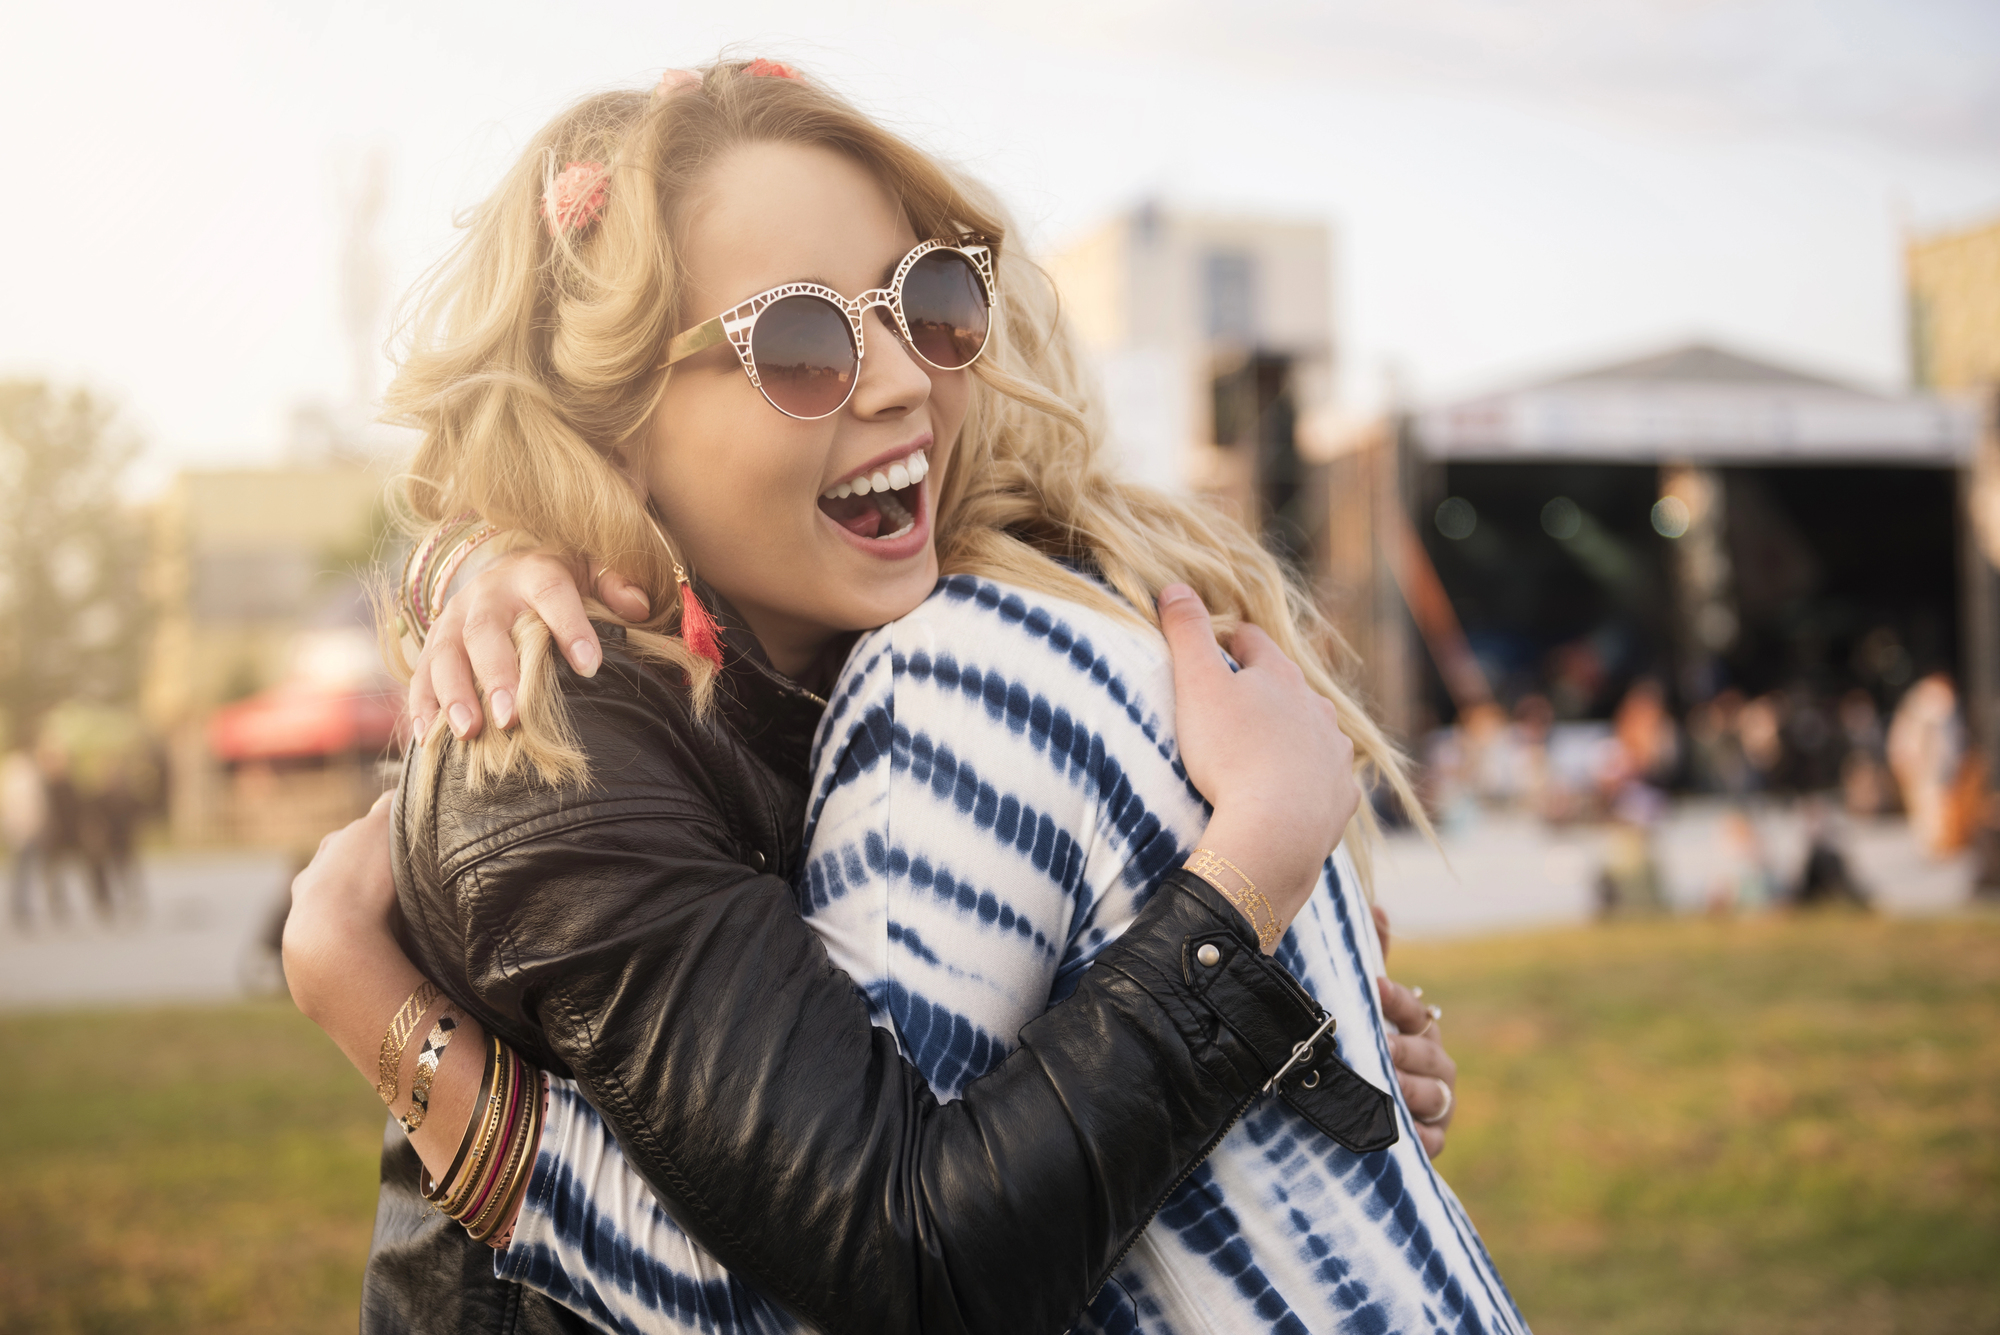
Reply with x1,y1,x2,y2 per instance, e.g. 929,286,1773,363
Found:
743,58,799,80
653,68,701,101
542,161,610,238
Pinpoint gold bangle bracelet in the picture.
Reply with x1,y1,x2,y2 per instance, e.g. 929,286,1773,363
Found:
463,1055,525,1233
473,1073,543,1247
376,980,440,1106
1183,848,1280,951
469,1066,542,1242
423,1032,497,1205
452,1045,516,1219
438,1037,513,1218
460,1047,529,1231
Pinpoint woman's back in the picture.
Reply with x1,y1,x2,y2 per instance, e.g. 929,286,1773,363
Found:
804,575,1524,1334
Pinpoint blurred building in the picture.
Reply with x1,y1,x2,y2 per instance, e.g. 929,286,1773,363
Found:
144,464,399,846
1047,204,1340,563
1908,217,2000,395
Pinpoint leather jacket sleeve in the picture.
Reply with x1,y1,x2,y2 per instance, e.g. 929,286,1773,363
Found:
398,646,1379,1335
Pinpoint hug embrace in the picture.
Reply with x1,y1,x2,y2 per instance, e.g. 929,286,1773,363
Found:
283,57,1527,1335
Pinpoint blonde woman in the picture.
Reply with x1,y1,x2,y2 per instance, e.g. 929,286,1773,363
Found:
283,60,1517,1335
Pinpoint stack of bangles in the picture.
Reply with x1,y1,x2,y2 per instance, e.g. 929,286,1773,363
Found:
378,979,545,1248
396,511,501,648
1182,848,1281,951
421,1033,547,1246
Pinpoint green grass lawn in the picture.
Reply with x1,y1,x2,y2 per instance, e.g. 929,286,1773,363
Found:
1398,913,2000,1335
0,913,1994,1334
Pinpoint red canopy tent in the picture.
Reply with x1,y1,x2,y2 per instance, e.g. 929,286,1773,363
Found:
208,681,403,762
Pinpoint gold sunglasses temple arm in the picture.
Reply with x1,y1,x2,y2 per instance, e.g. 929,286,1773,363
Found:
660,316,727,370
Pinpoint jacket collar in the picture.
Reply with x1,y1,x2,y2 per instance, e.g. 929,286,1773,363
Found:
700,582,831,791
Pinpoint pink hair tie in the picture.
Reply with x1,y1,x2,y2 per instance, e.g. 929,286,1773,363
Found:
542,161,610,238
743,58,799,80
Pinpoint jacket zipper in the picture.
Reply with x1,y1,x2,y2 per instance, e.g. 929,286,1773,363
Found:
1084,1088,1259,1309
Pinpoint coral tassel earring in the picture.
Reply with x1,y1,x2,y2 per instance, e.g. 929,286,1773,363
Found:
674,562,724,670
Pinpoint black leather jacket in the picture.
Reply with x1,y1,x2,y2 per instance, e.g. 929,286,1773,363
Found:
365,615,1395,1335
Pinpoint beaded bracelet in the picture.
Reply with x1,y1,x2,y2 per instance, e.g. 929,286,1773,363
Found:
1183,848,1281,951
395,512,496,646
424,523,500,627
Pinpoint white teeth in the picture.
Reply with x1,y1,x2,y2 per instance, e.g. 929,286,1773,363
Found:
873,489,915,538
821,448,931,501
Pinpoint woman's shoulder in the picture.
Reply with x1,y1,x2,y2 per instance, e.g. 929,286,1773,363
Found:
407,623,728,873
845,573,1174,739
887,574,1168,676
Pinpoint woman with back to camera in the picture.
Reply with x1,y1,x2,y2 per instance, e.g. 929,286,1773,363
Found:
283,59,1519,1334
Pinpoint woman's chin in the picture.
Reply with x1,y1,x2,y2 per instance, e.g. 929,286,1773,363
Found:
825,545,938,632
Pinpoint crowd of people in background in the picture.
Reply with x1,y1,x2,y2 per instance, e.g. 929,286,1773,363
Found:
5,661,1982,935
1419,666,1981,920
2,745,146,932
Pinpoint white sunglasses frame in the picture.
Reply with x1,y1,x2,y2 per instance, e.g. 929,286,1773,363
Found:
659,236,997,420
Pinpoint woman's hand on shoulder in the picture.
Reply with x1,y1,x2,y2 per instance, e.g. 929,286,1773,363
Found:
411,552,650,740
1157,584,1360,931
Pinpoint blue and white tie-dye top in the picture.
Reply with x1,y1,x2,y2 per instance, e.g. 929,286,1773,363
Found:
495,574,1528,1335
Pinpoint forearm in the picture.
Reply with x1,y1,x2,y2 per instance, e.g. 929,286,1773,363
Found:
287,926,485,1188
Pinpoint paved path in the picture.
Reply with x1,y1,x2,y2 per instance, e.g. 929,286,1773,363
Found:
0,849,295,1011
1374,800,1976,940
0,804,1980,1009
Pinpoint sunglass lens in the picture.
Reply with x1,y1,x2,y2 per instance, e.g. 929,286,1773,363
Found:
901,250,990,370
751,295,857,417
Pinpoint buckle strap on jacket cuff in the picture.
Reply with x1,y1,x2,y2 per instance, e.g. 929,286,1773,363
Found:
1161,870,1400,1153
1156,869,1323,1081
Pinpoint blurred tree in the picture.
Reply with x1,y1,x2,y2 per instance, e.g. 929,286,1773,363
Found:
0,381,148,750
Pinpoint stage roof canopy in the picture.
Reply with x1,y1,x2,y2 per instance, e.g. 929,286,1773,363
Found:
1415,343,1978,466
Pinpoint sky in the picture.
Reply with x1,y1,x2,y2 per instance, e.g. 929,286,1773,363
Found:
2,0,1996,494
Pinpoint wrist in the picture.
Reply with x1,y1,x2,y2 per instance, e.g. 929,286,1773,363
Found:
1194,811,1323,948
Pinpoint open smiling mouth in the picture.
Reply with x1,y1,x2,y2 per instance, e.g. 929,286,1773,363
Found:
816,449,930,542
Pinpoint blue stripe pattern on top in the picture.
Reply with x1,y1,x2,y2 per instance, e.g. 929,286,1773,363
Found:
497,574,1529,1334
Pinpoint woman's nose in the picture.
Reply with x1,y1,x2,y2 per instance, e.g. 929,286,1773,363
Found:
846,307,930,420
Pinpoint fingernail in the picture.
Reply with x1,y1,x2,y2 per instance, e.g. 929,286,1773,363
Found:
1158,583,1194,608
490,689,514,730
1410,985,1424,998
572,639,600,677
448,703,474,738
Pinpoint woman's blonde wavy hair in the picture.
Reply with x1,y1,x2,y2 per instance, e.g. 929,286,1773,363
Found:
383,59,1425,871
